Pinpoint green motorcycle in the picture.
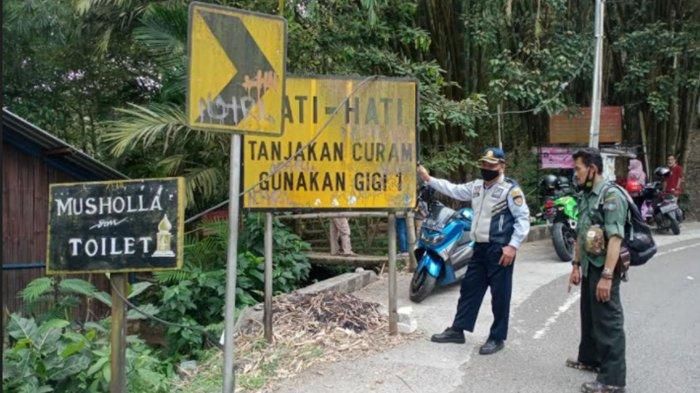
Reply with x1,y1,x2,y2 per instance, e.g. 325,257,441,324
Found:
546,196,579,261
538,175,579,262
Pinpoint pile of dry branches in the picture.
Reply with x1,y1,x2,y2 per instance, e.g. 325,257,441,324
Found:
230,291,417,392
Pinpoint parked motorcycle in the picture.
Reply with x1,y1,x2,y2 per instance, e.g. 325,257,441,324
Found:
409,186,474,303
542,195,579,261
640,179,683,235
537,175,579,261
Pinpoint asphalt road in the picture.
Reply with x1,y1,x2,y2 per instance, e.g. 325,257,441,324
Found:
454,238,700,393
275,224,700,393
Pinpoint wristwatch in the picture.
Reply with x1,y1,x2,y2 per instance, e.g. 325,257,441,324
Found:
572,260,581,267
602,267,614,279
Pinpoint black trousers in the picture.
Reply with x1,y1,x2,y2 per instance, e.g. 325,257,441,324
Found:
578,264,627,387
451,242,513,341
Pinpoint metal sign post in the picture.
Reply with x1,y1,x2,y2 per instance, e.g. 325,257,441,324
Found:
388,213,398,335
223,134,242,393
186,4,287,392
264,212,274,342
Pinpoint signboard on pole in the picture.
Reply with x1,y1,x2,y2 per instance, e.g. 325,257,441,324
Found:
187,2,286,135
243,76,418,210
46,178,185,274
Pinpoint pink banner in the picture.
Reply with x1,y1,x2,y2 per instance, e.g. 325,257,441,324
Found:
539,147,575,169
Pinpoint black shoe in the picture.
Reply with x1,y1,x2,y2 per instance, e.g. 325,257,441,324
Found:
478,339,504,355
430,327,465,344
581,381,625,393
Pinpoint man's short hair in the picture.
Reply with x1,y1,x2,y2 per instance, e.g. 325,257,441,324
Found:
572,148,603,174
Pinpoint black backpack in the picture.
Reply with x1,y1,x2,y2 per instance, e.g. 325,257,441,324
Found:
596,183,657,266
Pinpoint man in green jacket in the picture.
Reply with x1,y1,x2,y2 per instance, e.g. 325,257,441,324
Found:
567,148,627,393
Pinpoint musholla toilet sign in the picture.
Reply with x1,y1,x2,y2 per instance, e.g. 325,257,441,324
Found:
46,178,185,274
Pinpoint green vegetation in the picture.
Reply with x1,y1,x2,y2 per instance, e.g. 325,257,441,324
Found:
3,216,310,392
3,0,698,391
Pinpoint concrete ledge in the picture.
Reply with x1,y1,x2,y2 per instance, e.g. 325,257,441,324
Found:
526,224,551,242
297,269,378,295
233,269,378,334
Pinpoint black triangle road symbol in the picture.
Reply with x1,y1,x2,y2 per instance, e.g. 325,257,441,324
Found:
199,10,276,126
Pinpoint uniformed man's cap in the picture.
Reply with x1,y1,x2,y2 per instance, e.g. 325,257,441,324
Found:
479,147,506,164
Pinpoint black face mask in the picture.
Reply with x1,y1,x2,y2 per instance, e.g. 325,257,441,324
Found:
481,168,500,181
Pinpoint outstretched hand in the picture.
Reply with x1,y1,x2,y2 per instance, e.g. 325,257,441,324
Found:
417,165,431,182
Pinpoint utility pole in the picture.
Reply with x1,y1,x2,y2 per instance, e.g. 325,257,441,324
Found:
589,0,605,148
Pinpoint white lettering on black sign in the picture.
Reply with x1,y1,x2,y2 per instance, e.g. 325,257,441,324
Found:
47,178,183,273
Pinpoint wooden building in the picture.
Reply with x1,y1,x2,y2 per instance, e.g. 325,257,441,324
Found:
2,108,128,314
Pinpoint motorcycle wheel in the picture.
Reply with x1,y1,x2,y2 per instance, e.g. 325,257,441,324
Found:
409,266,437,303
552,222,575,262
667,214,681,235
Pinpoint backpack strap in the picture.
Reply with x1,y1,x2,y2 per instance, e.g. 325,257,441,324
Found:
594,182,633,236
591,182,613,225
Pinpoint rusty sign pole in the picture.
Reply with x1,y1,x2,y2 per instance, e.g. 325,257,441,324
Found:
223,135,242,393
109,273,128,393
263,212,274,342
260,0,285,347
388,213,398,335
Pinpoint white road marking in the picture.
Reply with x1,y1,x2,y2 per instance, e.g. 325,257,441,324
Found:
532,240,700,341
533,291,580,340
655,242,700,257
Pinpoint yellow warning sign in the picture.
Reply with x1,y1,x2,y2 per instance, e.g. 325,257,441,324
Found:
243,77,417,210
187,3,286,135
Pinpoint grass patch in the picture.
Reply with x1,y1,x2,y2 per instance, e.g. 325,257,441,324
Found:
176,341,326,392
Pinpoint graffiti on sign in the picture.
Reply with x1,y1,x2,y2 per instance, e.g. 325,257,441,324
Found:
244,77,418,210
187,2,286,135
47,178,185,274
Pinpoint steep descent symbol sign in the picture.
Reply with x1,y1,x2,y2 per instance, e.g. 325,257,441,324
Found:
187,3,286,135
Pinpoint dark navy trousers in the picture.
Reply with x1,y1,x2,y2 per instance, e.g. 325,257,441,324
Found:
451,242,514,341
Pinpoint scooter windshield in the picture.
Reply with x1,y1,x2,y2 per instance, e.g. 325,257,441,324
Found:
424,203,457,231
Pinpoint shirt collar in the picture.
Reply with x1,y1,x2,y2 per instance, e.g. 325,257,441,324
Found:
483,174,505,190
589,178,606,196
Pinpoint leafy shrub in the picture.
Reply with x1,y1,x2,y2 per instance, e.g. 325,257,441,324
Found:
20,277,158,323
2,314,172,393
149,216,311,357
238,214,312,295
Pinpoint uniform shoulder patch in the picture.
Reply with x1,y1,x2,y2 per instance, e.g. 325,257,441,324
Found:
602,188,624,212
510,187,524,206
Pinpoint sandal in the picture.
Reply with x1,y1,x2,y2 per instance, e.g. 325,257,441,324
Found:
581,381,625,393
566,358,601,373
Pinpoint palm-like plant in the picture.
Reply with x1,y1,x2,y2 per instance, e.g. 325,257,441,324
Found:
102,2,230,209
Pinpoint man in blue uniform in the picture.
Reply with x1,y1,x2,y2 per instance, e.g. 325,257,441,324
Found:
417,147,530,355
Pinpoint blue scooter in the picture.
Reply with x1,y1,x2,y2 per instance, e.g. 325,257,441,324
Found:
410,186,474,303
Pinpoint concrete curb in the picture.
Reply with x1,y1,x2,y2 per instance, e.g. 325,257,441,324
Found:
297,269,378,295
527,224,551,243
